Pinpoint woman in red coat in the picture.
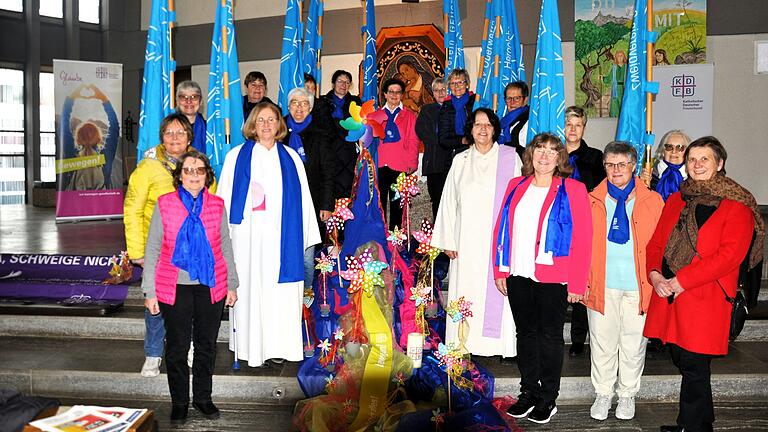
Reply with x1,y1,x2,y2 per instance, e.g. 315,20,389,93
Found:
644,136,764,432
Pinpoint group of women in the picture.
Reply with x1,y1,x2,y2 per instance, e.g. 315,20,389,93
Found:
124,74,763,431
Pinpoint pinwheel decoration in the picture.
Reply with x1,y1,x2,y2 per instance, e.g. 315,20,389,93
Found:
390,172,420,205
104,250,133,284
340,248,388,297
325,198,354,232
317,338,332,356
446,296,473,323
413,219,441,260
338,100,385,147
387,226,408,248
433,342,468,413
409,285,432,308
333,328,345,341
315,252,334,275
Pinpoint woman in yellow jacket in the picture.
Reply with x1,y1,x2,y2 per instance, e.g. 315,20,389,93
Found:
125,112,194,378
584,142,664,421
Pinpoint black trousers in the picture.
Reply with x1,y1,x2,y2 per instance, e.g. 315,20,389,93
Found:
507,275,568,402
569,302,588,344
159,284,225,405
426,172,448,220
378,166,404,230
669,344,715,432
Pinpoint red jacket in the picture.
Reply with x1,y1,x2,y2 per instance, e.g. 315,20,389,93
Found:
643,193,754,355
370,106,420,173
492,176,593,295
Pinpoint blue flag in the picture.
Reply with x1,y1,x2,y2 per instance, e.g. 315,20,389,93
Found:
279,0,305,115
137,0,175,161
302,0,324,89
615,0,659,174
443,0,465,77
526,0,566,142
206,0,246,178
361,0,378,106
498,0,525,117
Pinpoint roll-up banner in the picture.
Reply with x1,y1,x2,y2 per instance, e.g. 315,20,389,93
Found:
651,63,714,149
53,59,124,221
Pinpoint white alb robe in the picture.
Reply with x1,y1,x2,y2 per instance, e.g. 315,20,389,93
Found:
216,143,320,367
432,143,521,357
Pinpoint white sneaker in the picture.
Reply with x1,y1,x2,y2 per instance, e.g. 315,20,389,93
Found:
589,394,612,420
187,342,194,368
615,396,635,420
141,356,162,377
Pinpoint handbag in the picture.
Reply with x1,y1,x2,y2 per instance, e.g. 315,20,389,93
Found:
720,286,748,341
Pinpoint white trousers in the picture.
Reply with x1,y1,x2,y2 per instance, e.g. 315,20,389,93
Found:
587,288,647,397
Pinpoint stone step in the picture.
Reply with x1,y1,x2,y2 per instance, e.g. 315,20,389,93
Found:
1,336,766,405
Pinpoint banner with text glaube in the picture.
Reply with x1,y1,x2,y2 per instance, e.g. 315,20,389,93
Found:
53,59,124,221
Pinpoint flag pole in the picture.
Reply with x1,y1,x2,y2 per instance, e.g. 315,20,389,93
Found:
492,15,501,112
221,0,231,147
645,0,653,133
475,0,491,103
169,0,176,109
443,10,449,61
316,3,324,97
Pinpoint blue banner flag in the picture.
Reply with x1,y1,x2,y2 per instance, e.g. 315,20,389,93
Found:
443,0,465,77
615,0,659,173
526,0,566,142
361,0,378,106
137,0,176,161
279,0,305,115
498,0,525,116
303,0,324,89
206,0,246,178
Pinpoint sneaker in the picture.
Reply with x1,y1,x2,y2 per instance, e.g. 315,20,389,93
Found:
187,342,194,368
505,391,539,418
590,394,612,420
141,356,162,377
528,400,558,424
615,396,635,420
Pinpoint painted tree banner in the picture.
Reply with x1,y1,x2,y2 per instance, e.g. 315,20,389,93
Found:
574,0,706,118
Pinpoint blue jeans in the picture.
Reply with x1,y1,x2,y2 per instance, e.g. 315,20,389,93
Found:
304,245,318,288
144,309,166,357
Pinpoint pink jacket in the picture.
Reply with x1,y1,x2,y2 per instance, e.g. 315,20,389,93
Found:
370,106,420,173
492,176,593,295
154,190,229,305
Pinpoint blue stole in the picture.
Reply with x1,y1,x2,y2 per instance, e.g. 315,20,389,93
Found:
172,187,215,287
286,114,312,162
331,95,345,119
656,161,684,202
568,153,582,181
498,106,528,144
607,177,635,244
190,113,206,153
495,176,531,270
383,107,401,143
451,93,470,136
228,140,305,283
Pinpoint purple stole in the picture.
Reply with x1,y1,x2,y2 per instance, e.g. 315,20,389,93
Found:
483,145,518,338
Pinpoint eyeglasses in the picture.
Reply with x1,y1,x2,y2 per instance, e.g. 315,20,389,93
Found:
533,147,559,157
289,100,310,108
182,166,207,176
603,161,634,171
664,144,686,153
335,79,351,86
449,80,466,87
163,129,188,138
256,117,277,124
505,96,524,102
178,94,200,102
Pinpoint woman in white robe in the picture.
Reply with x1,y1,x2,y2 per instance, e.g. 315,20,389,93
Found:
217,102,321,367
432,108,521,358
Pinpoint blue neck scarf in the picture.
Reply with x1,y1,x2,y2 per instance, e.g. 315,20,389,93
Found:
228,141,305,282
331,94,345,120
498,105,528,144
286,114,312,162
171,188,216,287
383,106,401,143
451,93,470,136
190,113,206,153
607,176,635,244
568,153,582,181
544,178,574,257
656,161,684,201
495,176,532,270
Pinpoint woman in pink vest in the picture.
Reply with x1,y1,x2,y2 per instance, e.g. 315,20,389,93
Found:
142,150,238,424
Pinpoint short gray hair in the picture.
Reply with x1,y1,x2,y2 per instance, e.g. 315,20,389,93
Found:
603,141,637,164
287,87,314,111
431,77,446,90
176,80,202,99
565,105,587,126
654,129,692,161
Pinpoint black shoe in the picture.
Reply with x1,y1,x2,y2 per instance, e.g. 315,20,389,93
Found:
569,342,585,357
193,401,221,419
659,426,685,432
170,403,188,424
500,356,517,365
505,391,539,418
528,400,557,424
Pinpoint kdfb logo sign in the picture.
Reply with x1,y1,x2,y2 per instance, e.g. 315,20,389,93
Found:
671,74,696,97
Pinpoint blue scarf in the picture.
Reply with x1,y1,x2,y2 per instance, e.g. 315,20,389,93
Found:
331,94,345,120
656,161,684,201
607,177,635,244
451,93,470,136
544,178,574,257
190,113,207,153
228,140,305,283
498,106,528,144
171,188,216,287
568,153,582,181
286,114,312,162
383,107,401,143
495,176,532,270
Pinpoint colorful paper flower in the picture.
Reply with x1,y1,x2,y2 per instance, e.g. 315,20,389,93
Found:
446,296,474,323
390,172,420,204
413,219,442,260
387,226,408,248
340,248,388,296
314,252,334,274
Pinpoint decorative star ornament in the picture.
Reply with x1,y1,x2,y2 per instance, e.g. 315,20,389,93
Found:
413,219,442,260
446,296,474,323
340,248,388,296
387,226,408,248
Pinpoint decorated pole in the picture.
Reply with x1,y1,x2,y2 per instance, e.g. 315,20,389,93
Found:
168,0,176,109
645,0,654,173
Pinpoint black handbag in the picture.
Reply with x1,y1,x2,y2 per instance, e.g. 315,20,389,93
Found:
721,286,748,341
